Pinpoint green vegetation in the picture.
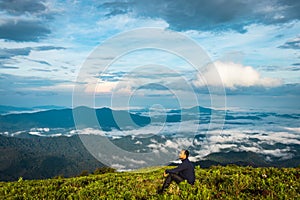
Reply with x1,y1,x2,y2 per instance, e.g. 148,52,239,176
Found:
1,165,299,199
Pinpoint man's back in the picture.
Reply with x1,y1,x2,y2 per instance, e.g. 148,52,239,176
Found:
158,149,195,194
165,158,195,184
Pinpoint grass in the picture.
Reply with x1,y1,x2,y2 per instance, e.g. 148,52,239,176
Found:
0,165,299,199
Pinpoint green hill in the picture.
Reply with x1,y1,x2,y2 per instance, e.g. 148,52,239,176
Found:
1,165,299,199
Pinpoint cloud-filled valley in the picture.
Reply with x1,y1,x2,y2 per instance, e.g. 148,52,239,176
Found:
0,106,299,170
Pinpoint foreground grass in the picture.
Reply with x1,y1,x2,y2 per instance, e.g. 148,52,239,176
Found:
1,165,299,199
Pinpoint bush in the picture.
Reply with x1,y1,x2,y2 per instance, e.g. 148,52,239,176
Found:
78,170,89,177
94,166,116,175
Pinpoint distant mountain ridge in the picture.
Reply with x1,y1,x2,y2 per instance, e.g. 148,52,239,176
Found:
0,106,214,134
0,106,152,133
0,105,67,115
0,105,32,115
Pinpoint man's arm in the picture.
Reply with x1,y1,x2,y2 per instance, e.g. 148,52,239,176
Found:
165,162,188,174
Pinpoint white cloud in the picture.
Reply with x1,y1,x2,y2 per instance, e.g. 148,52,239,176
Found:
194,61,283,89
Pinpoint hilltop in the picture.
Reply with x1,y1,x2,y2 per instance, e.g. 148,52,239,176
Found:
0,165,299,199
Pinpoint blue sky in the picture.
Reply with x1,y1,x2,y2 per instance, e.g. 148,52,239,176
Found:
0,0,299,111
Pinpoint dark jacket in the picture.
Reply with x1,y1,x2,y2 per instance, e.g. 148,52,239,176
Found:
165,158,195,184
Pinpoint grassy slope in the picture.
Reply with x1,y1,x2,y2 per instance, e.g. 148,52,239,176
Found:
0,165,299,199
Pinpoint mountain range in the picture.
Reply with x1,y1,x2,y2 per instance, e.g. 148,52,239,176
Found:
0,106,299,181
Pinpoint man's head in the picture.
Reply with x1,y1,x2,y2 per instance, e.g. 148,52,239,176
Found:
179,149,189,160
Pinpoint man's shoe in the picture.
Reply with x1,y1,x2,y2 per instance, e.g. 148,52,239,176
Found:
157,188,164,194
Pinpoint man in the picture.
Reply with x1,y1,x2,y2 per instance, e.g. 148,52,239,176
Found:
157,149,195,194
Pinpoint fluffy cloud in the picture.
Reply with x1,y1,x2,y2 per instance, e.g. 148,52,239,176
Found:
194,61,282,89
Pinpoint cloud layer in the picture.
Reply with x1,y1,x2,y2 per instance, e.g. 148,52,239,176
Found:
0,0,55,41
102,0,300,32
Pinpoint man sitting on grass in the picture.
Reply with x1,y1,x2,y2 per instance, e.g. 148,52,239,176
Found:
157,149,195,194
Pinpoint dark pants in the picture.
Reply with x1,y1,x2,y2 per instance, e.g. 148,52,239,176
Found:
161,173,184,191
